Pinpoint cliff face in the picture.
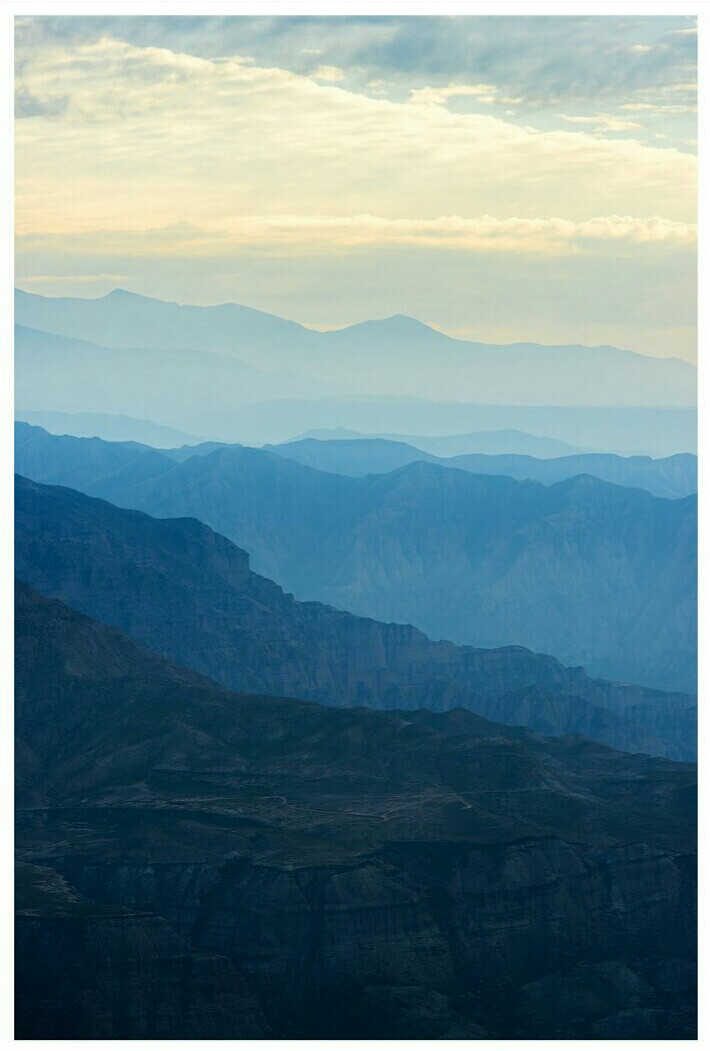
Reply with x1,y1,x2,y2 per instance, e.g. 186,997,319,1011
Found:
15,585,696,1039
15,865,267,1040
40,841,694,1040
14,475,696,759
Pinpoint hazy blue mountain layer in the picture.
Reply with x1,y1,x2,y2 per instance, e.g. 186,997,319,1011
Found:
15,474,695,759
269,437,697,499
15,409,206,448
16,424,697,693
15,324,342,420
15,582,697,1039
15,288,696,408
297,427,589,457
181,400,697,455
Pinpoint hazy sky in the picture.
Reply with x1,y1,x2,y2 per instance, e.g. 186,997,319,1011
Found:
15,15,697,360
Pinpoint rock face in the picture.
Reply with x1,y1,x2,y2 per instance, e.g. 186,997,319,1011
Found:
15,422,697,692
15,584,696,1039
15,474,696,759
15,866,267,1040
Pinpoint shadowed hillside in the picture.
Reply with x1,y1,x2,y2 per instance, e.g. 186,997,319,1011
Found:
16,423,697,693
15,474,696,759
15,582,697,1039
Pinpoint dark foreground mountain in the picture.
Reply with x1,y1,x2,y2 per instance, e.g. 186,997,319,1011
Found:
269,437,697,499
16,424,697,693
15,475,696,759
15,582,697,1039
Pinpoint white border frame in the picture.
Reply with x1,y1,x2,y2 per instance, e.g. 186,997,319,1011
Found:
0,4,704,1049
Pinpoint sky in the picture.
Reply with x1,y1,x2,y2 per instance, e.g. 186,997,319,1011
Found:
14,15,698,360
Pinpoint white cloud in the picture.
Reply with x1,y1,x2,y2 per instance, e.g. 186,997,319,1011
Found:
18,213,696,259
408,83,523,107
558,113,642,133
620,102,695,113
408,83,496,105
311,64,345,82
629,44,653,53
14,33,696,254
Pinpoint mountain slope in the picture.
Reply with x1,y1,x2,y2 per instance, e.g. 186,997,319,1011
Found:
298,427,588,457
15,409,207,448
270,437,697,498
16,425,696,693
14,474,696,759
15,323,337,422
15,287,696,408
177,399,697,454
15,582,697,1039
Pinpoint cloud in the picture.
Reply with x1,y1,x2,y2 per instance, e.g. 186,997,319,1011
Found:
14,33,696,246
311,64,345,82
620,101,695,113
629,44,653,53
216,213,698,254
559,113,643,133
13,19,696,361
15,86,67,117
408,83,523,107
17,15,697,109
18,272,129,284
18,213,696,261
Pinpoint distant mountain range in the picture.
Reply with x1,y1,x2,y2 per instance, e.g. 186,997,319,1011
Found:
216,401,697,455
15,581,696,1038
15,409,207,448
15,422,697,694
15,287,696,410
14,474,696,760
297,427,589,457
269,437,697,499
15,323,341,421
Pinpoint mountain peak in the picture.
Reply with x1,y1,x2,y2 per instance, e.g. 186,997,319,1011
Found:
104,287,149,300
332,313,452,343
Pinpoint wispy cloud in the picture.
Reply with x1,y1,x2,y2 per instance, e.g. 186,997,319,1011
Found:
18,213,696,260
558,113,643,133
14,17,697,360
15,33,696,243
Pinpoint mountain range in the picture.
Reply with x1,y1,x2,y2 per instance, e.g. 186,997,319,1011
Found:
15,581,697,1038
15,409,207,448
15,287,696,409
298,427,589,457
15,423,697,693
14,283,698,1040
202,401,697,455
15,473,696,760
15,323,340,422
268,437,697,499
